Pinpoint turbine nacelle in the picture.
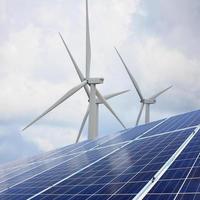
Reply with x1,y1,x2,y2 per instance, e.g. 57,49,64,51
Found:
143,99,156,104
87,78,104,85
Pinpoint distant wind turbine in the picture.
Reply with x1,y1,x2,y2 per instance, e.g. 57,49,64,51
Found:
115,48,172,125
23,0,128,142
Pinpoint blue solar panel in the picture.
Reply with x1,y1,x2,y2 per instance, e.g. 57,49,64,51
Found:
3,128,192,200
0,140,89,178
0,144,124,194
99,119,164,147
143,110,200,137
0,132,124,187
0,109,200,200
144,129,200,200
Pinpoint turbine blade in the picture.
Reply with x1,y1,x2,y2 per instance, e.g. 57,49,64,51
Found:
76,105,89,143
103,90,130,101
136,103,144,126
59,32,90,98
115,48,144,101
150,86,172,100
96,90,126,129
23,81,87,131
86,0,91,79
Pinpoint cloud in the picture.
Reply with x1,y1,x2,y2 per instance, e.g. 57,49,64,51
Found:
0,0,140,164
23,125,87,151
0,0,199,164
0,126,40,164
134,0,200,57
0,0,6,24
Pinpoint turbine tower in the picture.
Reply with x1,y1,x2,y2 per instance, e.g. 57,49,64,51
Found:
115,48,172,125
23,0,127,141
75,90,129,143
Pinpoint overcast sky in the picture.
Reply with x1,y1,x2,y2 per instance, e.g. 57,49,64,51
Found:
0,0,200,164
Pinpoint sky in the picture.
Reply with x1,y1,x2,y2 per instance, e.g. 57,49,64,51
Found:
0,0,200,165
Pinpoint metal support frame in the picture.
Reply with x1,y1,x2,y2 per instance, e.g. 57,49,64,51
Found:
133,126,200,200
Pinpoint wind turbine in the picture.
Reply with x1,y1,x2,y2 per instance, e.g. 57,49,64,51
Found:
115,48,172,125
23,0,127,142
75,90,129,143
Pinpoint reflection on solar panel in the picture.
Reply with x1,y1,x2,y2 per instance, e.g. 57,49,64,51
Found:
0,109,200,200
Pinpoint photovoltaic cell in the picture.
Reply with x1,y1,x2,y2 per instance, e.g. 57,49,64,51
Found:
0,118,162,196
98,119,164,147
144,129,200,200
0,144,124,199
28,129,193,200
0,129,124,179
0,140,89,179
143,110,200,137
0,140,102,189
0,109,200,200
0,131,126,188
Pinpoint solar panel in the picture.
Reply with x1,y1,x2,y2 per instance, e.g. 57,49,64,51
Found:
99,119,165,147
144,130,200,200
143,110,200,138
0,109,200,200
29,128,194,200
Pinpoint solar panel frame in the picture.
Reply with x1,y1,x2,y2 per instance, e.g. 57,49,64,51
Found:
144,128,200,200
0,118,166,192
142,110,200,138
27,128,194,200
0,110,200,200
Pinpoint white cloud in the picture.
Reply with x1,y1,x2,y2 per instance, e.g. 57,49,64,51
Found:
116,36,200,117
0,0,6,23
23,125,87,151
0,0,199,164
0,0,140,157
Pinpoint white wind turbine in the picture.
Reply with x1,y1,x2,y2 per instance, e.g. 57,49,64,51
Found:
115,48,172,125
23,0,127,142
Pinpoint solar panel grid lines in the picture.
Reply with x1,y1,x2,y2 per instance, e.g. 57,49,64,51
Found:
2,142,126,194
0,150,83,177
94,142,129,151
144,128,200,200
0,151,83,186
25,119,169,199
173,152,200,200
133,126,200,200
2,145,126,199
32,129,193,200
27,141,134,200
0,140,89,180
33,141,90,161
1,110,200,200
0,129,133,191
105,131,192,199
50,133,186,198
1,134,113,177
0,139,122,193
143,110,200,137
21,120,166,199
0,151,84,193
2,140,87,167
100,119,166,147
140,126,197,141
0,118,164,184
96,129,194,200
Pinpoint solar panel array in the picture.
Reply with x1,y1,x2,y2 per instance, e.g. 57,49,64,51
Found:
0,109,200,200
